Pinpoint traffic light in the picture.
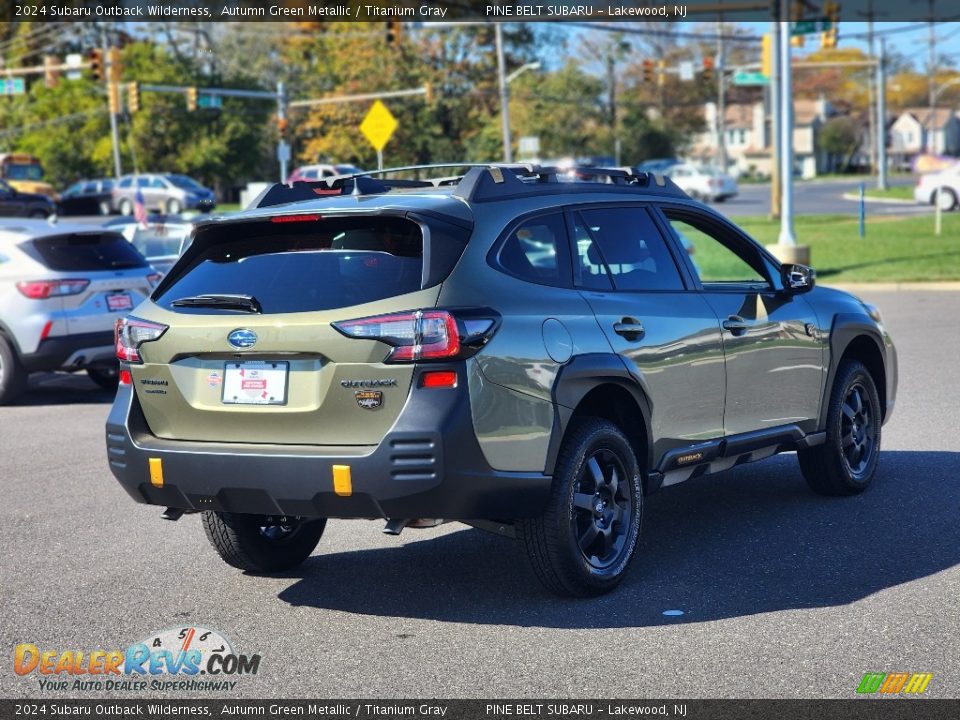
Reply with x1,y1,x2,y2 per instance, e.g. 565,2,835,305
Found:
642,59,655,84
657,60,666,87
89,49,103,82
127,82,140,113
43,55,59,89
277,116,289,140
186,86,198,112
791,35,805,48
792,0,804,21
424,82,433,103
107,47,121,82
384,21,402,46
821,28,838,49
108,82,120,115
761,33,772,78
702,56,714,83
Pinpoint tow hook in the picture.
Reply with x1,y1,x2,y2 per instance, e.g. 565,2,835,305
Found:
161,507,185,521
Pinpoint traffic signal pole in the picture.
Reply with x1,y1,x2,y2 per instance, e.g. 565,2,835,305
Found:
102,26,122,179
777,17,796,248
276,81,288,183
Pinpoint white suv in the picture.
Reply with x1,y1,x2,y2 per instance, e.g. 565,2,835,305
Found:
914,164,960,210
0,219,159,403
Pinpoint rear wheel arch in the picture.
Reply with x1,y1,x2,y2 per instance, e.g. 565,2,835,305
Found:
548,354,653,492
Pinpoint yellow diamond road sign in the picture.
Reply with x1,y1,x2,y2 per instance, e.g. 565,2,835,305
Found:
360,100,398,152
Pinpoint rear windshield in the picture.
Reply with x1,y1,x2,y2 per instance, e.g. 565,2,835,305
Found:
31,233,149,271
155,216,426,314
131,225,190,259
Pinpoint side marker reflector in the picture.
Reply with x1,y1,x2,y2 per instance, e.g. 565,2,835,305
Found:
332,465,352,496
149,458,164,488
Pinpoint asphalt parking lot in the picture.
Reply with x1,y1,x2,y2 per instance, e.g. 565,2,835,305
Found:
1,289,957,699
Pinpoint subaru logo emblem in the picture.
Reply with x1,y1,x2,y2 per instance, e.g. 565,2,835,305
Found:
227,329,257,350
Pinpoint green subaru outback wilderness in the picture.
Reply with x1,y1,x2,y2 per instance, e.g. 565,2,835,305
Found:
106,164,897,597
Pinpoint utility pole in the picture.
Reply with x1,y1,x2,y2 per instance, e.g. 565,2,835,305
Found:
495,23,512,163
276,80,288,182
927,0,937,153
101,25,122,179
778,15,796,248
716,19,727,174
770,22,781,220
877,38,888,190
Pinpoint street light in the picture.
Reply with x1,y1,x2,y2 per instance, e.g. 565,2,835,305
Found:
506,61,541,84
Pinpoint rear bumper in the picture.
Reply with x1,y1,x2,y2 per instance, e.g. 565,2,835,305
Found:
22,331,116,372
105,367,552,520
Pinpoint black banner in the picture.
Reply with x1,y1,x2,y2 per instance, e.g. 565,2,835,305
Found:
3,0,958,23
1,700,959,720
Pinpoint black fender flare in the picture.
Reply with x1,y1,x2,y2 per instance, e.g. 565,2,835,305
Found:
821,313,887,428
545,353,654,480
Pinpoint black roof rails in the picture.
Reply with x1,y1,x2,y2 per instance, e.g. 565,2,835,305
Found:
253,163,685,209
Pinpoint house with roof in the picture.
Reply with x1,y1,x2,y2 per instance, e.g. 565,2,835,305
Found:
889,107,960,164
688,98,834,179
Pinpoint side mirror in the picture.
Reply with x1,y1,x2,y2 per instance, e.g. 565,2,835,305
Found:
782,263,815,294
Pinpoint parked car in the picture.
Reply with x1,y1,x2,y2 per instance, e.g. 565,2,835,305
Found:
113,174,216,216
104,216,194,275
58,178,115,216
287,164,364,183
0,179,56,219
634,158,681,174
665,163,739,202
914,164,960,211
105,163,896,597
0,219,161,403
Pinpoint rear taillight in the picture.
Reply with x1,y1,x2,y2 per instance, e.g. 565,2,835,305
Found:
16,279,89,299
147,272,163,288
115,316,168,363
332,309,499,363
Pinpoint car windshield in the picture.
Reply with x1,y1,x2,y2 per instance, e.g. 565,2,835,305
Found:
130,224,191,259
4,163,43,181
334,165,362,175
167,175,204,190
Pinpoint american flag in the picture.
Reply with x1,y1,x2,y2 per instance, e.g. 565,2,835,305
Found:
134,187,148,228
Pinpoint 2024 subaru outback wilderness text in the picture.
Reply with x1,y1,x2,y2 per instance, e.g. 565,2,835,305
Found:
105,165,897,597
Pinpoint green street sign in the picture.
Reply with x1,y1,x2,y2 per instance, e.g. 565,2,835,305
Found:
791,19,833,35
733,71,770,86
0,78,25,95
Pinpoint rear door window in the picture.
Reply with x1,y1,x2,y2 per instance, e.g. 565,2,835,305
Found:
574,207,684,291
30,233,149,271
156,217,428,314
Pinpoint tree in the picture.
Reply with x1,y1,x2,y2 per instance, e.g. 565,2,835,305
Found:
820,116,861,172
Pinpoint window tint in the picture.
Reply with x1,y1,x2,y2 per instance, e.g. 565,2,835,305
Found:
102,180,114,191
82,182,97,193
575,207,683,291
572,215,612,291
118,177,132,188
496,213,569,287
150,177,166,189
664,214,768,285
31,233,148,271
136,177,150,188
156,217,426,314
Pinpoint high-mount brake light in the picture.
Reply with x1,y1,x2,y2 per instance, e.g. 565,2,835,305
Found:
115,316,168,363
15,279,89,299
270,214,322,224
332,309,499,364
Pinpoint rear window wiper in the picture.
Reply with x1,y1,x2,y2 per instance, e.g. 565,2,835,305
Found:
170,294,262,313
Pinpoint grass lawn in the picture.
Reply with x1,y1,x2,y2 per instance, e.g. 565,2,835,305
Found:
862,185,914,201
726,213,960,283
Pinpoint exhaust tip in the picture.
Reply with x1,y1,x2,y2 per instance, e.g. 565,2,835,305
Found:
161,507,185,521
383,518,409,535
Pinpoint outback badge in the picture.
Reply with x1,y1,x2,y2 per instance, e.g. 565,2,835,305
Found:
355,390,383,410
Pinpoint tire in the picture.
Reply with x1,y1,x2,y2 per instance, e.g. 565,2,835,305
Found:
798,360,882,496
98,200,111,216
518,418,643,597
202,512,326,573
87,366,120,391
119,199,133,216
166,198,182,215
0,334,28,405
934,188,957,211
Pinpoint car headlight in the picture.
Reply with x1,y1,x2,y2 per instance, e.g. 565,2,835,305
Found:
863,302,883,323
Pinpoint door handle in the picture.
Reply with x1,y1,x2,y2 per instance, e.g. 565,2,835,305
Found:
613,317,645,340
722,315,750,336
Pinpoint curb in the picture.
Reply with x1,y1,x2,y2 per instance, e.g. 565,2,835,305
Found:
824,282,960,292
840,193,916,205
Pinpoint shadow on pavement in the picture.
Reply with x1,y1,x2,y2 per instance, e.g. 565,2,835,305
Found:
816,251,960,279
277,450,959,628
12,372,115,406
